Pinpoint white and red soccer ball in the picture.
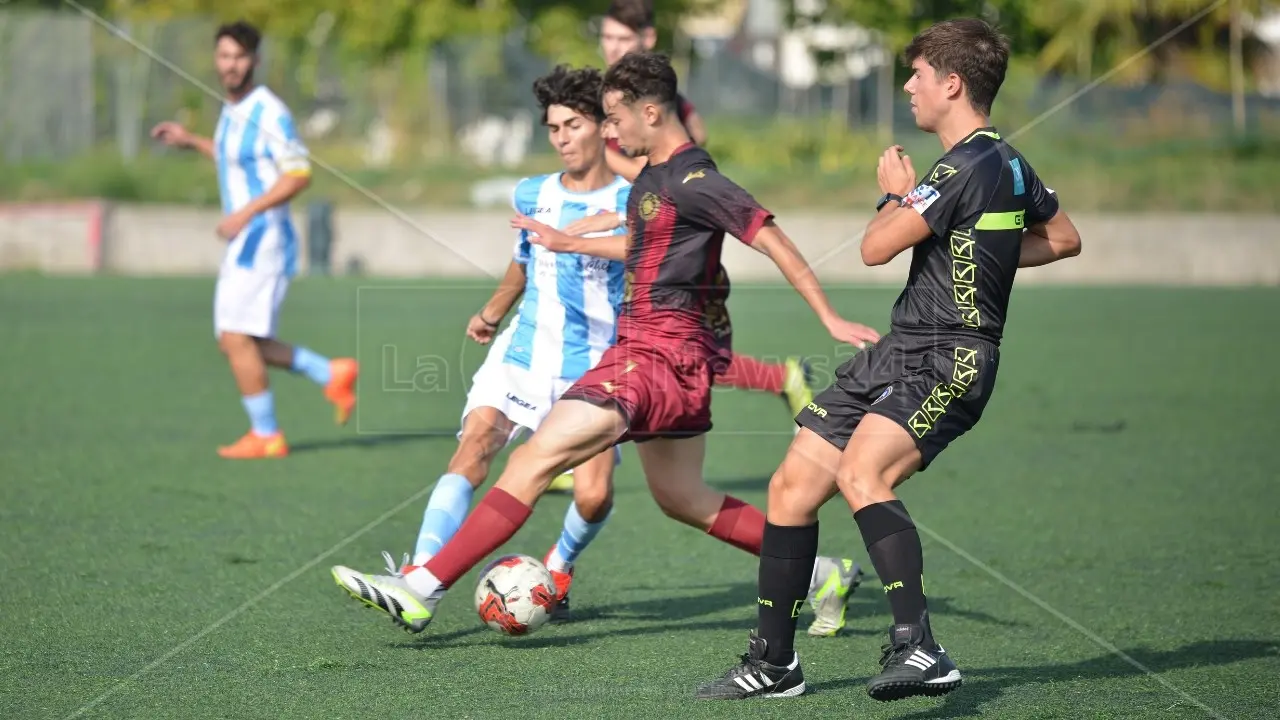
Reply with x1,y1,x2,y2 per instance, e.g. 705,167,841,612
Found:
473,554,557,636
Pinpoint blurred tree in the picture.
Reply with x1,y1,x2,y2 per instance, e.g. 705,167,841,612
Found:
796,0,1265,92
1027,0,1268,92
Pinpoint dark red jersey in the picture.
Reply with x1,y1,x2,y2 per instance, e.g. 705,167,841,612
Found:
618,143,772,354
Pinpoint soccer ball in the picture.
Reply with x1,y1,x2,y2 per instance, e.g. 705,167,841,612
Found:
473,554,557,636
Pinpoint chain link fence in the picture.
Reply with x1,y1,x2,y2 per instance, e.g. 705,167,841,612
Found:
3,9,1279,166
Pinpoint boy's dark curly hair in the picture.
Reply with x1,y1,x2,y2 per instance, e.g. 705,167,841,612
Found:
600,51,677,111
215,20,261,53
532,65,606,123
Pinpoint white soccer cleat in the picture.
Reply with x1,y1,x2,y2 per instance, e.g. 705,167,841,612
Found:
806,556,863,637
331,561,444,633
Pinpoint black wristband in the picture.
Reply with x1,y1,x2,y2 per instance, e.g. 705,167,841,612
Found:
479,312,499,328
876,193,904,212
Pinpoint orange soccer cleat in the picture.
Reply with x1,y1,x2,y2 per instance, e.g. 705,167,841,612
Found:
324,358,359,426
217,431,289,459
542,546,574,622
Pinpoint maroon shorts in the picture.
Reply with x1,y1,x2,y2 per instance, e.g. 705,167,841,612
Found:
561,340,715,442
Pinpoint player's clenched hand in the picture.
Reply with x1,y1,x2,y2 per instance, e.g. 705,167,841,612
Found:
466,314,498,344
151,121,192,148
824,316,881,350
563,211,621,237
877,145,916,196
510,216,571,252
216,210,251,241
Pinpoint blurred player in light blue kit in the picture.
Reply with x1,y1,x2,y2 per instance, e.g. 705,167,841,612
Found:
338,65,626,620
151,21,358,458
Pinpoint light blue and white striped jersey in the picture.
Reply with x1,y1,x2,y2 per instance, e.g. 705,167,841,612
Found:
214,85,310,278
505,173,630,381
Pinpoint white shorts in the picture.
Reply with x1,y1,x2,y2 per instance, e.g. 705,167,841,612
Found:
213,266,289,339
460,335,622,465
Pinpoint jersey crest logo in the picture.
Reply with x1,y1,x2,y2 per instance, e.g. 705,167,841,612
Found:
929,163,958,183
639,192,661,221
682,170,704,183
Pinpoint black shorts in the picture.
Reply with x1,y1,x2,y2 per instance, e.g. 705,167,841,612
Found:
795,331,1000,470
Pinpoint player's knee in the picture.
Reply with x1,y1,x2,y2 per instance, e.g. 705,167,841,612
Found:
767,467,820,525
217,331,250,356
835,459,894,506
767,466,801,505
447,437,501,485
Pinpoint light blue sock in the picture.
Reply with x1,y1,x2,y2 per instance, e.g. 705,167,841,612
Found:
292,346,331,386
550,502,612,570
241,391,278,435
413,473,474,564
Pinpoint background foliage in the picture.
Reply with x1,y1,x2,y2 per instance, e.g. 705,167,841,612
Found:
4,0,1279,209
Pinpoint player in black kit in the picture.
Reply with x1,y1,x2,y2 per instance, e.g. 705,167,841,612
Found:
695,18,1083,703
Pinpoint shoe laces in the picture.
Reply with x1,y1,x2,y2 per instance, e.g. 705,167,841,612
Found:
381,550,410,577
723,651,763,681
725,638,770,679
879,641,914,668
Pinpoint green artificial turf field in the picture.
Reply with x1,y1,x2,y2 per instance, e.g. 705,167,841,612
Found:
1,276,1277,719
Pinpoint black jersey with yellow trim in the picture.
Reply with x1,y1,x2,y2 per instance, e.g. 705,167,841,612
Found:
891,127,1059,343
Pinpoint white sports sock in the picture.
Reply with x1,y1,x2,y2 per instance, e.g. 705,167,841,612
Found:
545,545,571,573
404,566,443,597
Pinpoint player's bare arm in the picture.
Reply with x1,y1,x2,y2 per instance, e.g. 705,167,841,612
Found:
150,121,216,160
564,210,625,237
861,145,932,266
751,222,881,348
467,259,527,344
216,172,311,240
683,110,709,146
1019,209,1082,267
861,206,934,266
510,216,628,260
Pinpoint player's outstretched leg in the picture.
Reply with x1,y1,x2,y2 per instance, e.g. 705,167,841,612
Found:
543,446,615,621
330,408,518,628
636,434,860,634
217,331,289,459
697,428,844,700
714,353,816,428
331,399,625,633
839,414,960,702
258,339,359,426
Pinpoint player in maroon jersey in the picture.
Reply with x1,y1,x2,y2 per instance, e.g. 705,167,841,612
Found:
560,0,817,466
325,53,881,635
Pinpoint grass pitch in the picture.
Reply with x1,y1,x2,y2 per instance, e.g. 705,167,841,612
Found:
1,276,1277,719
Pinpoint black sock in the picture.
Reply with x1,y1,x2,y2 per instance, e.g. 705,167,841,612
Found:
756,521,819,665
853,500,934,646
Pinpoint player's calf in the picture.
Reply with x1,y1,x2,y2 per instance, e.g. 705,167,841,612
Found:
544,450,615,621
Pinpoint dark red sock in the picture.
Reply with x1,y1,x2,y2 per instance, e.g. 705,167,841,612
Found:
423,488,532,588
706,495,765,554
715,353,787,394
